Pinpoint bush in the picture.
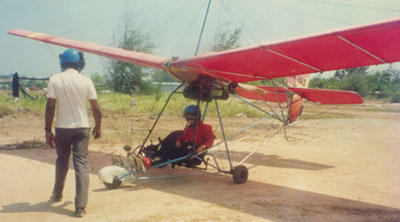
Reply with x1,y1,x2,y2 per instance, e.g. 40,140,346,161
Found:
0,105,15,116
390,91,400,103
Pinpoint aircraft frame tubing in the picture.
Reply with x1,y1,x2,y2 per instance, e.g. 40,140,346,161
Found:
214,99,235,171
214,94,287,168
116,152,228,182
131,84,286,181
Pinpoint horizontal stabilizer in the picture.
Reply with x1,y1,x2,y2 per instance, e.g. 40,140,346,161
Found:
236,84,288,103
237,85,363,104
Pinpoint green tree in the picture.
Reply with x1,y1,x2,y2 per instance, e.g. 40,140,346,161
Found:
106,15,155,94
91,73,104,86
366,70,390,98
336,67,369,96
91,73,108,92
341,72,369,96
310,77,340,89
208,20,242,52
310,67,400,101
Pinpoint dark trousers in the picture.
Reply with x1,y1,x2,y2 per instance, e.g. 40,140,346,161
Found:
53,128,90,209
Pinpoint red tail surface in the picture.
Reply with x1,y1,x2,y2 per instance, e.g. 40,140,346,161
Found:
285,75,311,123
236,75,363,122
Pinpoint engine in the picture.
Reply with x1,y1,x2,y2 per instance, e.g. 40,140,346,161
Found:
183,75,236,102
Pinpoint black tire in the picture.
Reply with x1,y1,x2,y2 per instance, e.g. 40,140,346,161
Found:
103,176,121,189
232,165,248,184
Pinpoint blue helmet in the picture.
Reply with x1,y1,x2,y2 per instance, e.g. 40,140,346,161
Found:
183,105,201,119
59,48,85,71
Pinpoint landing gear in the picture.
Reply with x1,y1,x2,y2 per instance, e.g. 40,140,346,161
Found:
232,165,248,184
103,176,121,189
98,166,128,189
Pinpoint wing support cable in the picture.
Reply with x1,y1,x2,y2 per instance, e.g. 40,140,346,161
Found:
194,0,212,56
260,98,284,121
256,93,284,121
209,97,288,168
272,79,289,122
237,125,284,166
209,114,273,150
265,48,323,73
272,80,290,140
336,35,387,63
233,94,286,124
141,83,184,147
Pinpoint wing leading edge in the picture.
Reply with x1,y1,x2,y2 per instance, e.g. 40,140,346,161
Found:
7,29,168,70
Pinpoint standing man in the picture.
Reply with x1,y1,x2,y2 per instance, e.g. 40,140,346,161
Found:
44,48,102,218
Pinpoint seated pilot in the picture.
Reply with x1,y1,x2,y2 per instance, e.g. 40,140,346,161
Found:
146,105,214,167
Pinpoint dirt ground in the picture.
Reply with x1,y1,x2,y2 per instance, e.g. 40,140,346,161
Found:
1,102,400,222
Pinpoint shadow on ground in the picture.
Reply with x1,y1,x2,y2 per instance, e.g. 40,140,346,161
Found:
0,201,74,217
1,141,399,221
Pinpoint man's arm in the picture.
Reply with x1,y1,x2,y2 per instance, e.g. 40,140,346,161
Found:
89,99,102,139
195,126,214,153
45,98,56,148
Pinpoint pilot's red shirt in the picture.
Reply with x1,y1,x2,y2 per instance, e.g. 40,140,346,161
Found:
177,121,214,148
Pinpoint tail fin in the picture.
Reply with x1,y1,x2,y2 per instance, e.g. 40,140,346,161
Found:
285,74,311,123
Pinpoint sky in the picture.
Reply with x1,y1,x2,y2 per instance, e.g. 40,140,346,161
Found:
1,0,400,78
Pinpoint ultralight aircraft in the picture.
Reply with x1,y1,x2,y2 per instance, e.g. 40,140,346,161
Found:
8,16,400,188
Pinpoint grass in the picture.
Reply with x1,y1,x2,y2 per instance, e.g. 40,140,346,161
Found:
2,90,399,119
0,91,46,116
362,108,400,113
97,92,264,118
0,91,269,145
299,112,355,120
2,90,399,146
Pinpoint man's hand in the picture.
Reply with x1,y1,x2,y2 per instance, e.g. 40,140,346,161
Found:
93,125,101,139
176,140,182,148
89,99,102,139
195,145,206,154
45,131,55,148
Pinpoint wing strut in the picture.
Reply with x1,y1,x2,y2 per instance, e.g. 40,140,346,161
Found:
214,99,234,171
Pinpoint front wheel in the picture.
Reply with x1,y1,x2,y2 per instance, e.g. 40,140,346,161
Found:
98,166,128,189
103,176,121,189
232,165,248,184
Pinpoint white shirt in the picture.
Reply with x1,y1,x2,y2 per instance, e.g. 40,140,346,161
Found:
47,68,97,128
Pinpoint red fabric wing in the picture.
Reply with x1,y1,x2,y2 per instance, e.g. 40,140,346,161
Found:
7,29,167,69
8,18,400,84
171,18,400,83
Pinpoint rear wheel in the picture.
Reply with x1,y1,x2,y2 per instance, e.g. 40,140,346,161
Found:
232,165,248,184
103,176,121,189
